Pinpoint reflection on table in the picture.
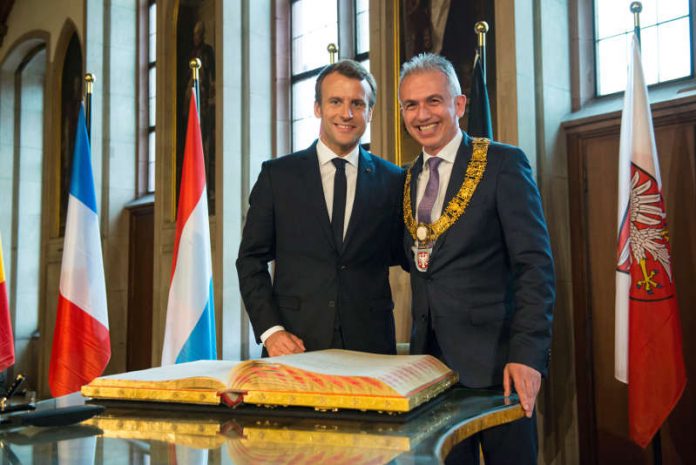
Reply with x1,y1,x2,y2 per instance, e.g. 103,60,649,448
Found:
0,387,523,465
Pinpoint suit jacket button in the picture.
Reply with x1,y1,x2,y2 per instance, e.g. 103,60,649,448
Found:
339,265,347,270
420,314,427,321
328,300,336,308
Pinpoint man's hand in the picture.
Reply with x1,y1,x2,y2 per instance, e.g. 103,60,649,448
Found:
503,363,541,418
264,330,306,357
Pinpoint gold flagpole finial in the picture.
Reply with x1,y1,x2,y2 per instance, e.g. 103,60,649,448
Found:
327,43,338,64
474,21,490,82
189,58,202,82
83,74,95,139
84,73,95,95
474,21,489,48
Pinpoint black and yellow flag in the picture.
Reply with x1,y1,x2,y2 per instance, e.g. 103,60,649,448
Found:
467,53,493,139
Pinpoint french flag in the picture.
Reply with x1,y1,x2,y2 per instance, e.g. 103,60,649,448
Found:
49,105,110,397
161,92,216,366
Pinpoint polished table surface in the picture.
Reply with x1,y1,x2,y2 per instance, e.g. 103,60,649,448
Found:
0,387,523,465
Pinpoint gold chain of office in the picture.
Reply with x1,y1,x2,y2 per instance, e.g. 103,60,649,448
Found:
403,137,490,243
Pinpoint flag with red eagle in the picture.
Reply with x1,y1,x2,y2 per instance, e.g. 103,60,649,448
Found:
614,33,686,448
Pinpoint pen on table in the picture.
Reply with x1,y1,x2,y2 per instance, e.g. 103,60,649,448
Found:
5,374,25,399
1,374,34,415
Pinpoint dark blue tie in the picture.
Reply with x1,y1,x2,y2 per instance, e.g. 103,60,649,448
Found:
332,158,348,250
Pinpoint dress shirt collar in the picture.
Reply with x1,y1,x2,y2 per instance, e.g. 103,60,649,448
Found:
421,131,462,167
316,139,360,168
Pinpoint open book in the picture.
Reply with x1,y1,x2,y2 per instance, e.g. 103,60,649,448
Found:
81,349,458,413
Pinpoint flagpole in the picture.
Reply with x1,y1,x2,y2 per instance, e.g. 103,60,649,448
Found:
474,21,489,83
189,58,201,119
629,4,662,463
468,20,493,139
631,1,642,45
49,88,110,397
327,43,338,64
84,73,95,140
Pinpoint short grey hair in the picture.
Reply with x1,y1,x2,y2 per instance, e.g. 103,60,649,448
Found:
399,52,461,97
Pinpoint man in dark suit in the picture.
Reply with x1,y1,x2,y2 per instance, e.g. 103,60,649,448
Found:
399,53,554,465
237,60,405,357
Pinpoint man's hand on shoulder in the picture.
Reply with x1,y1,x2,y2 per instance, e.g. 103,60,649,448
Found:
265,331,306,357
503,362,541,418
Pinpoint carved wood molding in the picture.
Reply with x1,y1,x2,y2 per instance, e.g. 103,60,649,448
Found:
563,93,696,138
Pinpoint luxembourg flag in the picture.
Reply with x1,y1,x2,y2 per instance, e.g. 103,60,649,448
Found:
49,105,110,397
161,92,216,366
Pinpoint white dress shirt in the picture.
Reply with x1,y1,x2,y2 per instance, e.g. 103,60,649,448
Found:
316,139,359,238
415,131,463,223
260,140,360,344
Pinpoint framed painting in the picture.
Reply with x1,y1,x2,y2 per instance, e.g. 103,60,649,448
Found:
395,0,495,165
176,0,216,214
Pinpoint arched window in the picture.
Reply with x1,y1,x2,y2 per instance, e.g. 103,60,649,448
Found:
138,0,156,194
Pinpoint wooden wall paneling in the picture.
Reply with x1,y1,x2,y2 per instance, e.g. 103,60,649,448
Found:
127,201,154,371
566,111,621,465
584,133,646,465
565,95,696,465
652,123,696,464
567,130,597,465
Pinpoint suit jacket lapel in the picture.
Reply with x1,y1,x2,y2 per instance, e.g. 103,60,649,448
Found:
299,142,336,250
342,146,375,252
443,132,472,206
431,132,472,259
409,154,424,226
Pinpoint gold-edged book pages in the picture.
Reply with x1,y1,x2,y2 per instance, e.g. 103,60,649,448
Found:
81,360,239,405
230,349,458,412
81,349,458,413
